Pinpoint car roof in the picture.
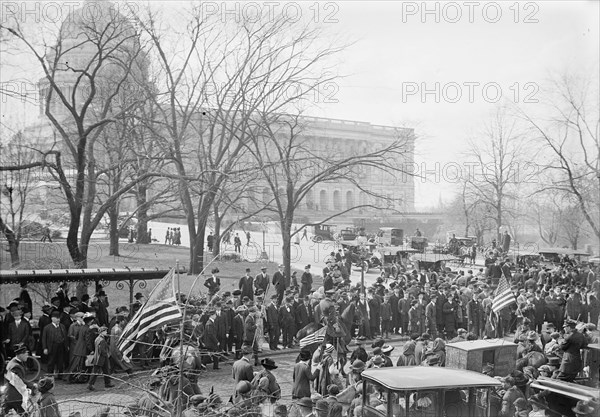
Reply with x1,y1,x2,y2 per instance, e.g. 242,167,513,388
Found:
446,339,517,351
362,367,501,390
530,377,599,402
410,254,458,263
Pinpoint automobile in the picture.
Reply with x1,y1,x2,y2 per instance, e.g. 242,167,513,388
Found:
342,242,380,271
377,227,404,246
376,246,418,278
538,247,591,265
360,366,501,417
339,227,357,241
312,224,335,243
409,236,428,253
529,376,599,417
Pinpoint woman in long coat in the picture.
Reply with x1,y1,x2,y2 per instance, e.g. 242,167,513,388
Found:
396,340,417,366
315,344,335,396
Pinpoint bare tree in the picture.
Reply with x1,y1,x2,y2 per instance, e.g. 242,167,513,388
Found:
247,112,413,281
465,108,531,243
133,6,347,273
519,73,599,244
1,4,158,281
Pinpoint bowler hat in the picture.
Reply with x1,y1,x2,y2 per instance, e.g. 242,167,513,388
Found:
134,292,144,299
261,358,278,369
211,268,220,274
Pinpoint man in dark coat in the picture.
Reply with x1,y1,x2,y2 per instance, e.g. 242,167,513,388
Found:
266,295,281,351
389,287,400,334
272,264,288,306
255,267,270,296
279,296,296,348
557,320,588,382
18,283,33,313
532,290,546,333
4,344,37,415
43,310,67,379
368,290,381,338
95,291,110,327
398,292,411,336
4,307,32,356
295,296,313,331
214,302,228,354
232,346,254,386
435,287,447,336
239,269,254,301
244,304,259,366
232,306,246,359
56,282,69,310
87,326,114,390
204,268,221,298
467,291,485,338
203,309,220,369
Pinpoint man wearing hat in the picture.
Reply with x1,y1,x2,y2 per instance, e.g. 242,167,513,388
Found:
4,305,32,358
280,296,296,349
42,310,67,379
296,295,314,331
255,266,270,296
239,268,255,301
572,400,597,417
272,264,289,306
204,268,221,298
255,358,281,404
425,293,438,338
95,291,109,327
203,308,220,370
265,295,281,351
4,343,36,414
131,292,144,317
244,302,260,366
232,306,246,358
558,319,588,382
292,348,319,399
87,326,114,391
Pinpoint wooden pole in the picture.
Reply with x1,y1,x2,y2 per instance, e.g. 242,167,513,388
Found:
176,261,185,416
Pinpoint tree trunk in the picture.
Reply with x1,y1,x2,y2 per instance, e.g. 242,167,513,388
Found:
108,205,120,256
282,225,292,284
213,215,222,257
136,183,149,244
0,216,20,267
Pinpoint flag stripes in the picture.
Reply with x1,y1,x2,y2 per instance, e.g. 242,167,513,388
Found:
299,326,327,347
118,269,182,356
492,276,515,313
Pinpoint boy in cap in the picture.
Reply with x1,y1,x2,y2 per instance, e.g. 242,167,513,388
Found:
88,326,114,391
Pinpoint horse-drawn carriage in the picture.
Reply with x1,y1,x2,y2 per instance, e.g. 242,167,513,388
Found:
342,242,380,271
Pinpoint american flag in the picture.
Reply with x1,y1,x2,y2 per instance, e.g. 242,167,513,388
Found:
492,276,515,313
118,269,182,356
299,326,327,347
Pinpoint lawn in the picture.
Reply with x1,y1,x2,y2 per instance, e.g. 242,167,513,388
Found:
0,240,310,312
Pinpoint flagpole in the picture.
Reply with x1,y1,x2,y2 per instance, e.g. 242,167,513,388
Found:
176,260,185,417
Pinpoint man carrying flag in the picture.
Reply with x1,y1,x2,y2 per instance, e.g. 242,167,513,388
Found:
118,269,182,358
490,275,516,338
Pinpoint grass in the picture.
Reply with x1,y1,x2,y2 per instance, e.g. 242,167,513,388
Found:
0,240,309,313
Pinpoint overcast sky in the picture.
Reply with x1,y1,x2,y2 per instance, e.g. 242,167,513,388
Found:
1,1,598,209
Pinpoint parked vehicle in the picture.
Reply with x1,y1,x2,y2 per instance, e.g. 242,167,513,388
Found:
377,227,404,246
360,367,501,417
312,224,335,243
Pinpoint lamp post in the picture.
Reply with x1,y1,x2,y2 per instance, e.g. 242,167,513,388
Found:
260,218,269,261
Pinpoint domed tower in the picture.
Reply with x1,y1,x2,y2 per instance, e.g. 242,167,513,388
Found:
38,0,148,119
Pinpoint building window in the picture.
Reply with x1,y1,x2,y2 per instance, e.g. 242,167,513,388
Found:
346,191,354,210
319,190,328,211
333,190,341,211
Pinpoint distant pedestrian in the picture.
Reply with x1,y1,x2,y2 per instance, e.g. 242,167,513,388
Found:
41,225,52,242
301,228,308,241
207,232,214,252
165,228,171,244
148,228,152,243
246,231,251,245
234,233,242,253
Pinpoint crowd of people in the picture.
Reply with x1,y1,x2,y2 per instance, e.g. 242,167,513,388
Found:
1,244,599,417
